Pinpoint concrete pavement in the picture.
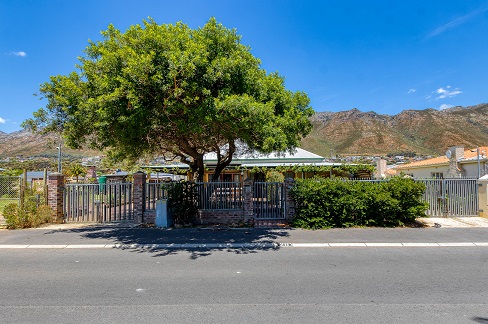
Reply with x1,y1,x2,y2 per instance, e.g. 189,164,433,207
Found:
2,218,488,249
416,216,488,228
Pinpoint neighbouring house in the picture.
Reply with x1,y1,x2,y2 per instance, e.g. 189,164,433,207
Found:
144,147,367,181
102,169,129,183
392,146,488,178
148,172,186,182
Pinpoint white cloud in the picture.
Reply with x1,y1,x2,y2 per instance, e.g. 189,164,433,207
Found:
0,117,5,124
425,5,488,39
439,104,454,110
407,89,416,94
435,86,462,100
10,51,27,57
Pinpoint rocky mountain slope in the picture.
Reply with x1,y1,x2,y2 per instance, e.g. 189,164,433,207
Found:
2,103,488,158
0,130,98,158
301,103,488,157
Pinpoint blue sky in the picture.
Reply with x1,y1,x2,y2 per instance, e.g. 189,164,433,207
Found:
1,0,488,133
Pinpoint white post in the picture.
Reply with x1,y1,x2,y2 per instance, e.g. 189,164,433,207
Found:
56,144,62,173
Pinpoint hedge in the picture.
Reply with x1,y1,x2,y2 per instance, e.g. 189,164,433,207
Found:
290,177,428,229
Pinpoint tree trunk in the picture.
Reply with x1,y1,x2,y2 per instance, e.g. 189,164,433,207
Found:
191,155,205,182
211,158,233,182
210,141,236,182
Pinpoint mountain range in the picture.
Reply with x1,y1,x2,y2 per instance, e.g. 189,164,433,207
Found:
0,130,98,158
1,103,488,158
300,103,488,157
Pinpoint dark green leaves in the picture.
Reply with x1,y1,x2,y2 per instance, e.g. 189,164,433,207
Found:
24,17,313,180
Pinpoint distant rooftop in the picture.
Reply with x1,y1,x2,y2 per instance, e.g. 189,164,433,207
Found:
395,146,488,169
204,147,324,165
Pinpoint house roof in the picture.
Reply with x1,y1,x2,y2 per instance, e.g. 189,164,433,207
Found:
144,148,325,170
203,148,325,165
240,162,342,168
395,146,488,170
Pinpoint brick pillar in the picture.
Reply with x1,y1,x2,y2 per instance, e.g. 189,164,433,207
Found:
133,171,146,224
243,178,254,225
285,178,295,223
48,172,65,223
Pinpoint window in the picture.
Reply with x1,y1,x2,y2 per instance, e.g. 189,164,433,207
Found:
431,172,443,179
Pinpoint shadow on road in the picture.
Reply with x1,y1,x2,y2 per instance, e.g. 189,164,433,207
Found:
44,225,292,259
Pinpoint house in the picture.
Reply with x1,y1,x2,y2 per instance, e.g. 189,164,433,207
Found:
392,146,488,178
144,147,362,181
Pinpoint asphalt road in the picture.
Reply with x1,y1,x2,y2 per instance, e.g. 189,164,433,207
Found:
1,229,488,323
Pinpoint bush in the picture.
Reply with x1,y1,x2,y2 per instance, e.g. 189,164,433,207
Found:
3,200,52,229
290,177,428,229
163,181,198,225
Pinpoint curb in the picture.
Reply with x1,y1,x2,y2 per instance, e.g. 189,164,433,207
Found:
1,242,488,249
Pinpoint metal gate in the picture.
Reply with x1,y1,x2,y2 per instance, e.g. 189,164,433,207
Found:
253,182,286,219
64,183,133,223
419,179,478,217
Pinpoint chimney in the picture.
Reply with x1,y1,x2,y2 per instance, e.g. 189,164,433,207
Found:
447,146,465,178
453,146,464,160
86,166,97,179
376,158,387,179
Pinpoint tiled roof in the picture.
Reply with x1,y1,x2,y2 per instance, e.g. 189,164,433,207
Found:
395,146,488,169
463,146,488,160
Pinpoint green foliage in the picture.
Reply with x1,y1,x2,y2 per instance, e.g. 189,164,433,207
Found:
265,170,285,182
3,198,52,229
66,163,86,182
24,17,313,181
0,169,23,176
290,177,428,229
237,163,375,178
163,181,198,225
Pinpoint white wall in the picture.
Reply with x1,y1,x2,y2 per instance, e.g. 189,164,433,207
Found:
399,161,485,178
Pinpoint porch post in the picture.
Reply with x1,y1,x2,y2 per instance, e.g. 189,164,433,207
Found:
133,171,146,224
284,178,295,223
243,178,254,225
47,172,65,223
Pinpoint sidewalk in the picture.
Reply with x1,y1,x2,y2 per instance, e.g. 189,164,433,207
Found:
2,219,488,248
416,216,488,228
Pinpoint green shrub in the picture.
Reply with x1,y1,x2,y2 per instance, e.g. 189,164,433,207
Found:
290,177,428,229
3,200,52,229
163,181,198,225
2,187,52,229
265,170,285,183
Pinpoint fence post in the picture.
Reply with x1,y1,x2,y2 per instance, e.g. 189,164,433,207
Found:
43,168,48,206
243,179,254,225
19,170,27,210
133,171,146,224
47,172,65,223
285,178,295,223
478,177,488,218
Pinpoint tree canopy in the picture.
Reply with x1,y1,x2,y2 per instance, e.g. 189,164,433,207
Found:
24,18,314,181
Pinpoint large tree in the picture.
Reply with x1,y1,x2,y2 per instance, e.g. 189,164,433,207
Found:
24,18,313,181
